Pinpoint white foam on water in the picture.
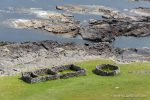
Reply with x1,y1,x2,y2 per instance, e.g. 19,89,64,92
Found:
4,19,30,29
130,9,150,16
17,8,62,19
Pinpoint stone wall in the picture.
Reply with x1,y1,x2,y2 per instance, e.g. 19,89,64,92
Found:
93,64,120,76
21,64,86,83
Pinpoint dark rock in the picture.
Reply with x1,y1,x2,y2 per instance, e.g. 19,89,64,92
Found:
80,22,115,42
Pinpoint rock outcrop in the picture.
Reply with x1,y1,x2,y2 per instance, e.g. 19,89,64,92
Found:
0,40,116,76
80,20,115,42
82,16,150,38
10,13,79,37
56,5,135,19
0,40,150,76
7,5,150,42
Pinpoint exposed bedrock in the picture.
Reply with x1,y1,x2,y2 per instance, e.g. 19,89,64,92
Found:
106,17,150,37
0,41,150,76
56,5,135,19
10,13,80,37
7,5,150,42
80,20,115,42
0,41,116,76
83,16,150,38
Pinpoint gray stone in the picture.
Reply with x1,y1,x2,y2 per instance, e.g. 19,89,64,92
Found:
21,64,86,83
93,64,120,76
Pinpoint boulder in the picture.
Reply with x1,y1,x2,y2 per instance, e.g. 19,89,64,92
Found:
80,22,115,42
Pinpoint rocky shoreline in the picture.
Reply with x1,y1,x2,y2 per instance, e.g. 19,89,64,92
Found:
0,40,150,76
0,4,150,76
6,5,150,42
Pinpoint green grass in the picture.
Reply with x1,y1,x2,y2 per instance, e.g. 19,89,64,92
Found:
58,69,75,74
0,59,150,100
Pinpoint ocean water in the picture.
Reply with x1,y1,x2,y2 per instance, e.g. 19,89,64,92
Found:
0,0,150,48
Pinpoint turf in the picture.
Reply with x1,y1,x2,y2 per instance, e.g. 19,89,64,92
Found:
0,59,150,100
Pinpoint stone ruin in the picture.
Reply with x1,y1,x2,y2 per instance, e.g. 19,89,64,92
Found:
21,64,86,83
93,64,120,76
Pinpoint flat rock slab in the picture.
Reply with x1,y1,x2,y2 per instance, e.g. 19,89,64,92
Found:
10,12,79,37
56,5,132,19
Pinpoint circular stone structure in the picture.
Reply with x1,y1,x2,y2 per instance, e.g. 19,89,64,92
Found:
94,64,120,76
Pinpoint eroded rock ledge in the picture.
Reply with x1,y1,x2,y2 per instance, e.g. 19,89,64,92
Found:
0,40,116,76
10,13,80,37
0,40,150,76
7,5,150,42
80,16,150,42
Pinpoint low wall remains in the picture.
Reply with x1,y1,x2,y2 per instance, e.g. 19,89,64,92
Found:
93,64,120,76
22,64,86,83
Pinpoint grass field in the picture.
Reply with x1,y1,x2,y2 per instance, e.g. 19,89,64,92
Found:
0,59,150,100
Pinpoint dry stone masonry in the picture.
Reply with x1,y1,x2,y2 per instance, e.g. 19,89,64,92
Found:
21,64,86,83
94,64,120,76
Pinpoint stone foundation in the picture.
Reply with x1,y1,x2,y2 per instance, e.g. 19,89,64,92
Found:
50,64,86,79
21,64,86,83
93,64,120,76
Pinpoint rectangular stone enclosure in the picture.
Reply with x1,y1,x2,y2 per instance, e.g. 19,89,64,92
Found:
21,64,86,83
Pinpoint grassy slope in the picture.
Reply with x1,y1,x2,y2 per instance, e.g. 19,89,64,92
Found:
0,59,150,100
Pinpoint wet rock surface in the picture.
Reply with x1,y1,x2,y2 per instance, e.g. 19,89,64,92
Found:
6,5,150,42
79,16,150,42
10,13,79,37
105,17,150,37
80,20,115,42
56,5,131,19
